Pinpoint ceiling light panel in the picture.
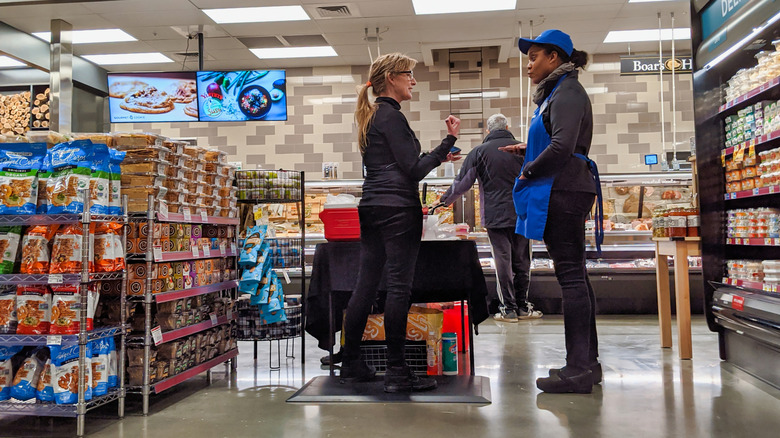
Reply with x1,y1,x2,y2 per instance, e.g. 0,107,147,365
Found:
412,0,516,15
203,5,310,24
82,52,173,65
250,46,338,59
603,28,691,43
32,29,136,44
0,56,25,68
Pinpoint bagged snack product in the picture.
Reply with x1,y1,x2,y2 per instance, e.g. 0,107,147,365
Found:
239,225,267,267
257,302,287,326
238,264,263,295
20,224,58,274
108,149,125,216
46,140,93,214
0,226,21,274
11,347,47,401
16,286,51,335
35,358,53,402
0,346,23,401
51,343,92,404
107,337,118,389
0,143,46,214
88,143,111,215
94,222,123,273
36,152,51,213
0,285,16,334
51,224,95,274
91,338,109,396
250,271,276,305
50,285,98,334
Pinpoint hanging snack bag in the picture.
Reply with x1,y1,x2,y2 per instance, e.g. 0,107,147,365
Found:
0,346,23,401
47,140,93,214
93,223,113,273
50,223,95,274
50,285,97,334
0,226,21,274
16,286,51,335
91,338,109,397
239,262,264,295
107,337,118,389
0,143,46,214
35,358,54,402
266,273,284,312
108,149,125,216
36,152,51,213
0,285,16,334
52,343,92,404
20,224,59,274
11,347,47,401
257,302,287,326
239,224,267,267
89,143,110,215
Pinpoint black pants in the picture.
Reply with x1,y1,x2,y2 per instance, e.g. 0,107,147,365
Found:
486,227,530,313
543,190,599,372
342,205,422,367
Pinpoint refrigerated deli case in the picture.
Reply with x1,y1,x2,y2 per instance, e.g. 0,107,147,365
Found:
297,173,701,314
692,0,780,388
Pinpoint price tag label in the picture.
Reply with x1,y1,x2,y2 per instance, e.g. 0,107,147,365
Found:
203,246,211,257
227,308,233,320
771,186,777,194
282,269,291,284
210,313,218,325
731,193,737,200
48,274,63,284
153,245,163,262
159,201,169,219
732,295,745,311
47,335,62,346
754,188,760,196
775,238,780,246
192,245,200,258
766,238,772,246
200,210,209,222
230,243,237,254
737,238,743,245
220,242,227,256
151,326,163,346
183,208,192,222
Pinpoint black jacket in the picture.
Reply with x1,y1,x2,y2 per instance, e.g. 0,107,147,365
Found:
441,129,524,228
361,97,456,207
522,70,596,194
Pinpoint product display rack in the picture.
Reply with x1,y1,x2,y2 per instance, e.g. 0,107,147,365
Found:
692,0,780,388
126,196,239,415
235,170,306,366
0,195,129,437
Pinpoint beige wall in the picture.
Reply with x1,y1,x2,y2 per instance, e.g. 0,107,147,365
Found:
113,49,694,178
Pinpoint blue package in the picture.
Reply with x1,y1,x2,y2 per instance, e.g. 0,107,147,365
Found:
107,337,118,389
0,346,23,401
108,149,125,216
0,143,46,215
88,143,111,215
250,270,276,305
239,225,267,267
35,359,54,402
239,263,264,295
10,348,46,401
91,338,109,396
52,343,93,404
257,302,287,325
46,140,94,215
36,152,52,213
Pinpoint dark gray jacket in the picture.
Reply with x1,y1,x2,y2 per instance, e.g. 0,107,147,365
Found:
523,70,597,194
441,129,524,229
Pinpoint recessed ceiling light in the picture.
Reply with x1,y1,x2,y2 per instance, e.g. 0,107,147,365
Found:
204,5,310,24
0,56,25,68
412,0,516,15
82,52,173,65
250,46,337,59
603,28,691,43
32,29,136,44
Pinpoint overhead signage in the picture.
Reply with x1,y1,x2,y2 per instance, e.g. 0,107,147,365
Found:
701,0,752,40
620,56,693,75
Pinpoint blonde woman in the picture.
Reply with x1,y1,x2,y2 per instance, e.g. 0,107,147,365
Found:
340,53,460,392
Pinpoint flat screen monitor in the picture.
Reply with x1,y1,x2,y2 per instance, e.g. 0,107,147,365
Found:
196,70,287,122
108,72,198,123
644,154,659,165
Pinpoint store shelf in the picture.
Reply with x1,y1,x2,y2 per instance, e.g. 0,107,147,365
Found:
160,315,231,344
151,348,238,394
129,249,238,263
721,277,780,294
0,389,123,418
0,213,126,226
155,212,239,225
0,272,124,285
0,325,125,346
721,128,780,158
724,185,780,200
152,280,239,303
719,76,780,114
726,237,780,246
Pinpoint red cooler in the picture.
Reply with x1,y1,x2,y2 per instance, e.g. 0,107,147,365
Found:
319,208,360,241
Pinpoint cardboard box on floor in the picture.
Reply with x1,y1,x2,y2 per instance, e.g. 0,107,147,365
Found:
342,306,444,344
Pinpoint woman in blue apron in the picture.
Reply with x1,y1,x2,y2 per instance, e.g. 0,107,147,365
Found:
503,30,603,394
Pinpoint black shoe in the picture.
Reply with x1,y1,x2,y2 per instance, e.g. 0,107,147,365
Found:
384,365,437,393
548,363,602,385
339,359,376,383
536,369,593,394
320,351,343,366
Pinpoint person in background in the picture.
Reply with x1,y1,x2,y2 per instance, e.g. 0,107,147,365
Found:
440,113,542,322
502,29,602,394
340,53,461,393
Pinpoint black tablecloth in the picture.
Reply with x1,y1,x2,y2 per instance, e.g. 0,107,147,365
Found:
305,240,490,350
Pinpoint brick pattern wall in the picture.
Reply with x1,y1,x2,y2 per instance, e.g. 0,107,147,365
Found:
113,51,694,178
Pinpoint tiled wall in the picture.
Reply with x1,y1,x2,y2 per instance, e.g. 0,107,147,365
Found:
113,50,694,178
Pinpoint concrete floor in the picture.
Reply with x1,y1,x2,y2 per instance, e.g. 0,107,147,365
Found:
2,315,780,437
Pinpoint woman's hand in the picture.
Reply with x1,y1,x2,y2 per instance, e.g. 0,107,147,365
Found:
445,152,462,162
499,144,527,156
445,115,461,138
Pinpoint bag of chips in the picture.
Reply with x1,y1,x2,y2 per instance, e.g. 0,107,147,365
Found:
108,149,125,216
46,140,93,214
107,336,118,389
0,285,16,334
0,346,23,401
239,225,267,267
0,143,46,214
50,224,95,274
52,342,92,404
16,286,50,335
88,143,110,215
50,285,98,334
20,224,59,274
36,152,51,214
0,226,21,274
91,338,109,396
35,358,54,402
11,347,48,401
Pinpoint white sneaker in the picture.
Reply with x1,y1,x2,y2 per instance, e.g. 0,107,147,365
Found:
494,310,519,323
517,303,543,320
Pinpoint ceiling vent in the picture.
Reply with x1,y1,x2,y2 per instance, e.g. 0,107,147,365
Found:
315,5,352,18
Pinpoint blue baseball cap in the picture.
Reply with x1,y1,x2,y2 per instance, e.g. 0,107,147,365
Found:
518,29,573,57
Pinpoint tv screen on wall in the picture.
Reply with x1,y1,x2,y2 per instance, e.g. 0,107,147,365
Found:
107,72,198,123
196,70,287,122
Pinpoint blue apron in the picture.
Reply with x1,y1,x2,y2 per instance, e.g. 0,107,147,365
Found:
513,74,605,254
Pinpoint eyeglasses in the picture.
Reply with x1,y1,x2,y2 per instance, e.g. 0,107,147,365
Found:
393,70,414,79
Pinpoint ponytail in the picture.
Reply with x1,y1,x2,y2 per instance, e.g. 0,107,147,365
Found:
354,53,417,154
569,49,589,69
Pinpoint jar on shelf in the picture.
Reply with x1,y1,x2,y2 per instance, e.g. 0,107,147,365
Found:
668,207,688,237
686,207,700,237
652,207,667,238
